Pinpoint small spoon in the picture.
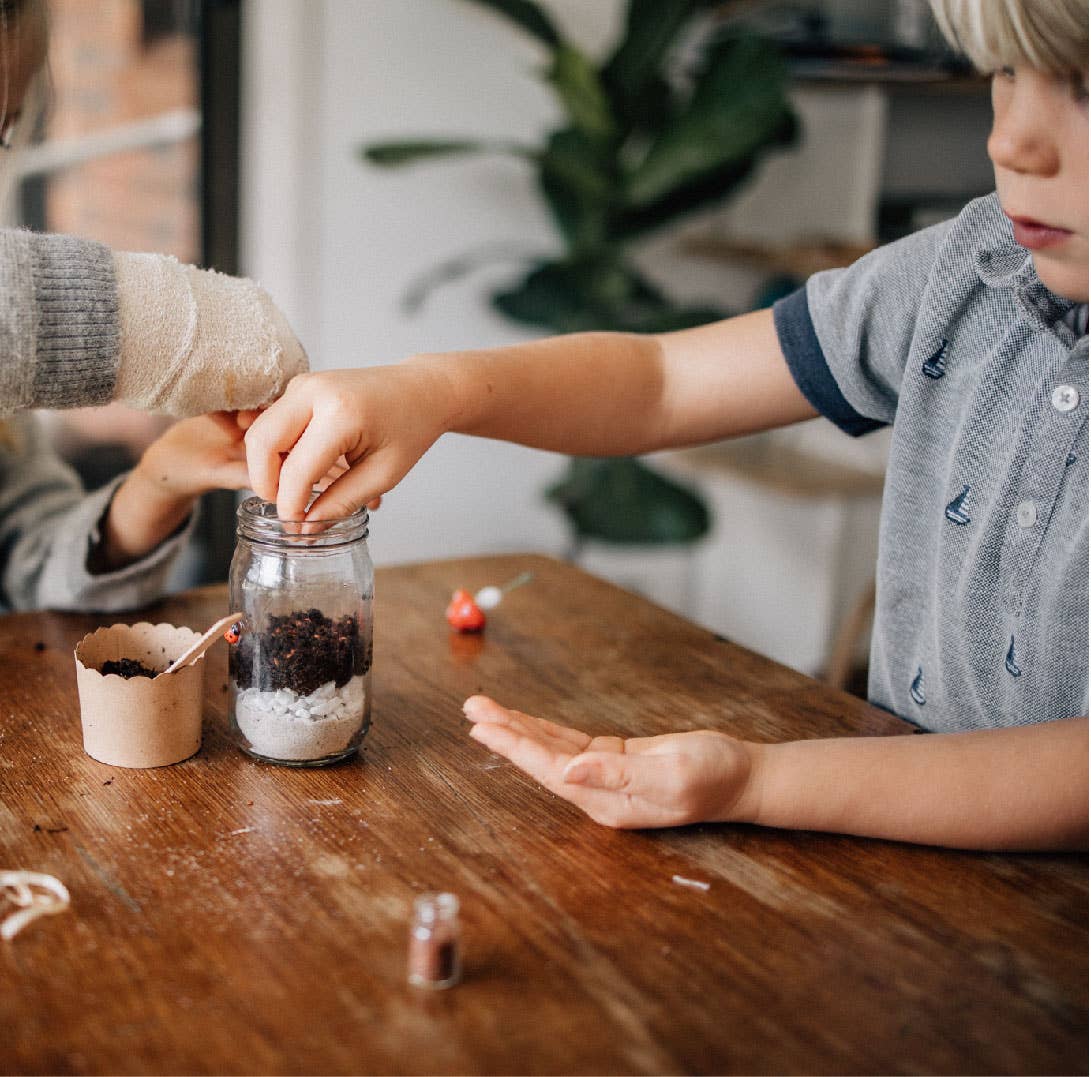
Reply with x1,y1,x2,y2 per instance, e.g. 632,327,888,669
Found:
159,612,245,676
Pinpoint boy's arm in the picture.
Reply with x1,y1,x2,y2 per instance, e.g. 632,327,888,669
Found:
745,716,1088,850
443,308,817,453
463,696,1088,851
247,307,818,521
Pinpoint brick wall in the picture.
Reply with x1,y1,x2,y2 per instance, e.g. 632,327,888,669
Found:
44,0,198,261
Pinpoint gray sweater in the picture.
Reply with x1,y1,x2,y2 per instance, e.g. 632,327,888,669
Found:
1,228,191,612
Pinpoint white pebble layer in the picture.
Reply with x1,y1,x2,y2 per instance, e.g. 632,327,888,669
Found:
235,676,366,761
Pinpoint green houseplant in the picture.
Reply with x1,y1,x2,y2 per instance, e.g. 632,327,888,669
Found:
361,0,797,548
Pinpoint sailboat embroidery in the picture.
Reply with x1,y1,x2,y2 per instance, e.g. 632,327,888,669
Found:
921,338,949,379
910,667,926,705
945,485,971,525
1005,635,1022,678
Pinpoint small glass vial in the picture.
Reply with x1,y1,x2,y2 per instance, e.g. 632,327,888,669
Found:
227,495,373,766
407,892,461,989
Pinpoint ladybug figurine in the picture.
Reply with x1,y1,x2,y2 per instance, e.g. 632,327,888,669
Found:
445,589,486,633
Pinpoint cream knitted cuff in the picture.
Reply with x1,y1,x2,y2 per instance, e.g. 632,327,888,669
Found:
113,252,308,417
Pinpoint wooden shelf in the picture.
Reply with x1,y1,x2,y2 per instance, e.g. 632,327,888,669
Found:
667,438,886,501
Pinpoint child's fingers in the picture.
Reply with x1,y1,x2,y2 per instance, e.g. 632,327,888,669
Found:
205,411,243,438
467,721,573,790
564,750,642,791
235,409,262,431
463,695,593,750
302,445,406,521
274,423,352,521
468,727,670,828
315,457,350,492
484,711,588,758
562,751,692,827
466,711,678,828
244,399,315,503
209,460,252,491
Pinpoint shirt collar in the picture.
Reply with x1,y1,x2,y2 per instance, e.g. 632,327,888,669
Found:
972,193,1084,344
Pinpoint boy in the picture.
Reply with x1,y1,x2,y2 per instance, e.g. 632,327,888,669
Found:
243,0,1087,850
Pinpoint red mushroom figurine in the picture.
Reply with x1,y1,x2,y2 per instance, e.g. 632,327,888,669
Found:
446,589,486,633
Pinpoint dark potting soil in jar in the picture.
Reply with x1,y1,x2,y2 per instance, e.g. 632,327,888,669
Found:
230,607,371,696
100,658,160,679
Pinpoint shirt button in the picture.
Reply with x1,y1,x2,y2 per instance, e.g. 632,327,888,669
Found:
1017,500,1037,528
1052,384,1080,412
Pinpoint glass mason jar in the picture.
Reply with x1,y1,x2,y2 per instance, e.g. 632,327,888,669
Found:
227,496,373,766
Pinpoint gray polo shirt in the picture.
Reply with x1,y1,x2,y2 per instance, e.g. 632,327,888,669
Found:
773,193,1088,732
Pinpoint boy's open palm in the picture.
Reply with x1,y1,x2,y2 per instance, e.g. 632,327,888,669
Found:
463,695,756,829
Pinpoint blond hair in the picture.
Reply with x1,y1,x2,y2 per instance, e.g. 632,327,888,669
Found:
929,0,1088,76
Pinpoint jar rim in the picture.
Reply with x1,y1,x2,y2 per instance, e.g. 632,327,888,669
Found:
236,494,369,546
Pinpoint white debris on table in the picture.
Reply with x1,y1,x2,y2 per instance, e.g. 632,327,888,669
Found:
671,874,711,892
1,870,71,941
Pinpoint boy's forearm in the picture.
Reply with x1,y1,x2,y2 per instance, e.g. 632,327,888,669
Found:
416,308,814,456
417,331,672,457
736,717,1088,850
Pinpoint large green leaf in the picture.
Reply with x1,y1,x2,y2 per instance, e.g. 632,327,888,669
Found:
457,0,561,48
609,110,796,239
537,128,615,250
545,45,616,140
360,138,534,166
602,0,696,110
490,256,724,333
546,456,710,544
624,35,794,208
602,0,724,134
491,258,638,333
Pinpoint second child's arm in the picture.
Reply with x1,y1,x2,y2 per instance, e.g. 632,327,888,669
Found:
245,308,818,521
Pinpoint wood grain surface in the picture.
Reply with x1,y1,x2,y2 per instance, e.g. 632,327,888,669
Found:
0,555,1086,1075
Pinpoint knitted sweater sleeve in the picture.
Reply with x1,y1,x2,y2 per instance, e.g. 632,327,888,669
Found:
1,228,307,416
0,228,119,412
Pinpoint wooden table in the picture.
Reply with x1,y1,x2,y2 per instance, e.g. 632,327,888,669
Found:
1,555,1085,1075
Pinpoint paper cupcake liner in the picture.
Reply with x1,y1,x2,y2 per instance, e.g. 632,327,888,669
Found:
74,622,206,768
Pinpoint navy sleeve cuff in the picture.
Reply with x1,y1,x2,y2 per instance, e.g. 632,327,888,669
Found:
772,287,884,438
